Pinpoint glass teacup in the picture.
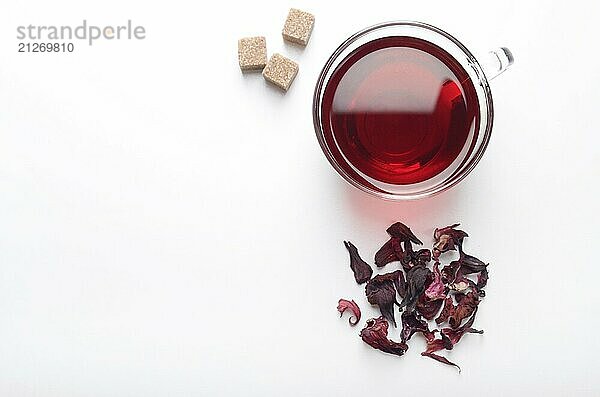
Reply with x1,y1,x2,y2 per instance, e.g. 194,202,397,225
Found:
313,21,513,200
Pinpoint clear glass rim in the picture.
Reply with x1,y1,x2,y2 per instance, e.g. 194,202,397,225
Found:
312,20,494,201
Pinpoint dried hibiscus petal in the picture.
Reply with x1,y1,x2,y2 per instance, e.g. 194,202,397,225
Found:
344,241,373,284
360,317,408,356
441,261,460,284
372,270,406,300
386,222,423,245
422,310,483,371
421,332,459,371
424,263,446,301
459,253,488,274
398,265,431,313
401,242,432,270
337,299,361,326
448,291,480,329
443,308,483,345
416,294,444,320
435,296,456,325
401,311,436,343
433,224,468,260
477,268,489,291
365,271,403,327
374,238,398,268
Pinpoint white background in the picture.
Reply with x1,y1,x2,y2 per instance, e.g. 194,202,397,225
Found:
1,0,599,395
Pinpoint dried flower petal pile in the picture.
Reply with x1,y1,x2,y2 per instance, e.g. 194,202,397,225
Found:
337,222,489,371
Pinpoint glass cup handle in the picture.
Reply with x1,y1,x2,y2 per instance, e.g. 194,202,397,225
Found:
480,47,514,80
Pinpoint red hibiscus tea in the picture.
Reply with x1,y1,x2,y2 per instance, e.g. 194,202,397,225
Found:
321,36,480,185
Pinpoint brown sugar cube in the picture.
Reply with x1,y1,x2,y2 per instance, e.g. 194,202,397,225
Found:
262,53,299,91
282,8,315,46
238,36,267,71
